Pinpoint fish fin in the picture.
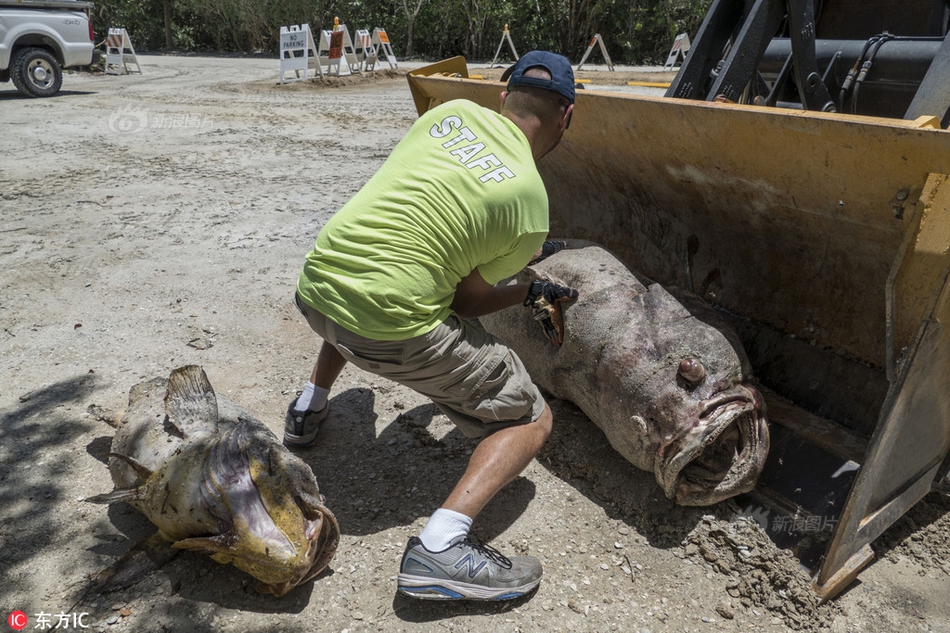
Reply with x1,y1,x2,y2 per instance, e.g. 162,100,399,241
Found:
86,403,121,428
171,535,242,567
171,534,231,555
105,452,153,480
165,365,219,438
83,487,142,504
90,531,179,593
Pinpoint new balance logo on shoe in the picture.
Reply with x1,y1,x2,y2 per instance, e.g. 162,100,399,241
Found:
454,553,487,579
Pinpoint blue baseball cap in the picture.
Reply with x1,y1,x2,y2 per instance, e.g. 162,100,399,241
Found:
501,50,575,103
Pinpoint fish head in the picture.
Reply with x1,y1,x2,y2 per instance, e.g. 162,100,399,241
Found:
642,296,770,506
654,380,769,505
173,423,340,597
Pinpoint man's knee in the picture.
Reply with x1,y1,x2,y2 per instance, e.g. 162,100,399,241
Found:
531,402,553,440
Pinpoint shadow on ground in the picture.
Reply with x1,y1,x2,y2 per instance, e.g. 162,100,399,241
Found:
299,387,536,542
301,386,710,554
538,398,709,549
0,373,102,603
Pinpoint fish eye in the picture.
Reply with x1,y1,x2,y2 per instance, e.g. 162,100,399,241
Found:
678,358,706,384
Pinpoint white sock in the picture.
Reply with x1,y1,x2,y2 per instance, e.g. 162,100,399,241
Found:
294,383,329,412
419,508,472,551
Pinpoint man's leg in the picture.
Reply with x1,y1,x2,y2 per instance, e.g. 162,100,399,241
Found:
285,341,348,447
398,404,552,601
310,340,348,392
442,402,552,519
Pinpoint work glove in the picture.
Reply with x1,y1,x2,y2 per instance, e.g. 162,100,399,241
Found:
523,279,578,347
529,239,568,265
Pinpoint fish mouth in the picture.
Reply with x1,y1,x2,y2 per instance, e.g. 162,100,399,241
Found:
655,383,770,506
254,501,341,597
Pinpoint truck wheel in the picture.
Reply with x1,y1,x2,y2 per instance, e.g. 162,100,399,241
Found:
11,48,63,98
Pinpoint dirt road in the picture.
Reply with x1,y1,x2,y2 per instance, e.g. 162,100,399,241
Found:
1,55,949,633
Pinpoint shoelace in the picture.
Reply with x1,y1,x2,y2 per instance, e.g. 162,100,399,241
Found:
461,535,513,570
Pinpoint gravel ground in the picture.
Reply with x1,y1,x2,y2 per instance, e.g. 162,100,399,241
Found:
1,54,949,633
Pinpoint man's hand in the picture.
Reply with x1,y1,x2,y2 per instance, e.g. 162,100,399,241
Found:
523,279,578,306
523,280,578,346
529,239,568,265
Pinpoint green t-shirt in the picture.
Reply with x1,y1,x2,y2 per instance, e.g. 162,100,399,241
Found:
297,99,548,340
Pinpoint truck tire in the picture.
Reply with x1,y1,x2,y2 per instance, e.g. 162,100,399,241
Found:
11,47,63,98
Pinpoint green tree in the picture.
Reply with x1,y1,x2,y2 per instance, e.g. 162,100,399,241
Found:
91,0,712,63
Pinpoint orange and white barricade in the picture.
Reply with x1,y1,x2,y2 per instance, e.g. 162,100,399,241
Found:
354,29,378,72
490,24,519,68
319,29,348,76
372,27,397,69
663,33,691,70
336,24,362,74
576,33,614,71
319,20,361,76
104,28,141,75
279,24,322,83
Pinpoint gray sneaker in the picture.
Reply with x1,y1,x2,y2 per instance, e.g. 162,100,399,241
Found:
397,535,542,600
283,397,329,448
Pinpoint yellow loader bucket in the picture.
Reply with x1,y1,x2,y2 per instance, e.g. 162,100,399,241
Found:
408,56,950,600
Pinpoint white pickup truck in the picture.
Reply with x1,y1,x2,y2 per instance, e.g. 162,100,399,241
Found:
0,0,95,97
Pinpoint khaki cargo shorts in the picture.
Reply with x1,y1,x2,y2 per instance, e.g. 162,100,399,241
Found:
295,293,546,438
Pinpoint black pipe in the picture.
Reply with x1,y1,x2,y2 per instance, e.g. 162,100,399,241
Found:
762,37,942,117
762,38,942,86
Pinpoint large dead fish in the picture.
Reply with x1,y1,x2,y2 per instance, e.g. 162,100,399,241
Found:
480,244,769,506
86,365,339,596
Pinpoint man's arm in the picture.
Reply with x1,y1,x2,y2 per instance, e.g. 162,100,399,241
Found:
450,270,530,319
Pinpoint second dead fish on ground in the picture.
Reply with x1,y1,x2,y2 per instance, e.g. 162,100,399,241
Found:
86,365,339,597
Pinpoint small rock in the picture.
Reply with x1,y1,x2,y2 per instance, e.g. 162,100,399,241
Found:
716,601,735,619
